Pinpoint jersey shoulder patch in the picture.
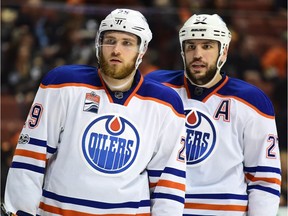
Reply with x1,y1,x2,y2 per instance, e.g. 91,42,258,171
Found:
41,65,101,87
218,77,275,116
146,70,184,87
138,77,184,115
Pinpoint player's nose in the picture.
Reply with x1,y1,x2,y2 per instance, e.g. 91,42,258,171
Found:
112,43,121,55
193,46,203,58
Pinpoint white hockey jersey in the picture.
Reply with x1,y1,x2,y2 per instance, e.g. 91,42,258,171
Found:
4,65,187,216
146,70,281,216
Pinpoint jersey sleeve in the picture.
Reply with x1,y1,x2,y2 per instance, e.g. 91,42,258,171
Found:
4,83,65,215
242,96,281,215
147,102,186,216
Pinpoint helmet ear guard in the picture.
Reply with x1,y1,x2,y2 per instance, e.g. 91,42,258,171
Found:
95,9,152,69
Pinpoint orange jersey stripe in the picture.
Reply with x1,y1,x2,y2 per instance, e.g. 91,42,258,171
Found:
245,173,281,185
149,180,185,191
180,76,274,119
185,202,248,212
149,182,157,188
124,76,144,106
15,149,46,161
135,94,185,118
40,82,103,90
163,82,182,89
39,202,151,216
203,76,228,102
214,93,275,119
156,179,185,191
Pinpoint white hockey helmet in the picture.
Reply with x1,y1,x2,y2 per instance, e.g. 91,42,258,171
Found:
96,8,152,69
179,14,231,72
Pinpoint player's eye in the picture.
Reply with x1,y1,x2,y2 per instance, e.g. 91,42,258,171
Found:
103,38,116,45
185,43,195,51
202,44,213,49
122,40,133,46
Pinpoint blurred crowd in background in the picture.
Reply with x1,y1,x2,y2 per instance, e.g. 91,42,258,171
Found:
1,0,287,207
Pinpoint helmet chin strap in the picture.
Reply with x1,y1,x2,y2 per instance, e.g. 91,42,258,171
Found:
135,46,146,69
135,52,143,69
100,69,137,92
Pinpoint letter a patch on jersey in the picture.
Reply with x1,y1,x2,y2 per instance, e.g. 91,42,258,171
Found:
214,99,231,122
83,92,100,114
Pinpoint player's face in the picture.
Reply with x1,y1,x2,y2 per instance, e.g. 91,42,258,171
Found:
184,39,219,85
99,31,139,79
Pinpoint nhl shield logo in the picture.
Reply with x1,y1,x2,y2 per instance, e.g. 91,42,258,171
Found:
82,114,140,174
185,108,217,166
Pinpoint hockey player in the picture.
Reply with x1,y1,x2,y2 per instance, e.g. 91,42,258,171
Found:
146,14,281,215
3,9,186,215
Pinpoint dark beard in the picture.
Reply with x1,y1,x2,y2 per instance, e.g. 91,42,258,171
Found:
186,64,218,85
99,53,137,80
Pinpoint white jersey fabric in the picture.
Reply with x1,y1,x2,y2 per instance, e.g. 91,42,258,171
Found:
146,70,281,216
4,65,187,216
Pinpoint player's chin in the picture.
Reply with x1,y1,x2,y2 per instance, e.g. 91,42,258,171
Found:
190,69,205,76
191,71,206,80
109,63,122,69
188,65,202,72
108,65,121,72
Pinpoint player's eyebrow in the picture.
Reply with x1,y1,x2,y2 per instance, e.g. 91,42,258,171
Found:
103,31,137,43
192,40,216,44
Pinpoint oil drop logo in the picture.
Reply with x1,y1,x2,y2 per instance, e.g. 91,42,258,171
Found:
185,109,217,166
82,115,140,174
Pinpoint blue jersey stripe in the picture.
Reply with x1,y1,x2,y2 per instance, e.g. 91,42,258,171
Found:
148,167,186,178
164,167,186,178
43,190,151,209
46,145,57,154
185,193,248,200
15,210,33,216
183,214,214,216
247,185,281,197
244,166,281,174
29,137,46,147
11,162,45,174
152,192,185,204
147,169,162,177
